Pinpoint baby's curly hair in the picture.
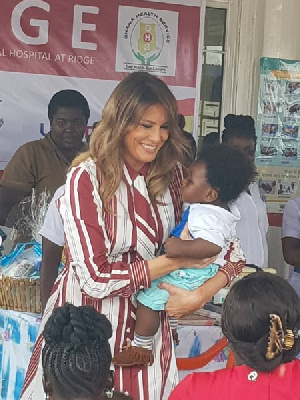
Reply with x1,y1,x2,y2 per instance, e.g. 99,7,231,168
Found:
197,144,255,203
42,303,112,400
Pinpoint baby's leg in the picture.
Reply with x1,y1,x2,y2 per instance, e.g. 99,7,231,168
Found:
112,302,159,367
135,302,160,337
169,318,180,346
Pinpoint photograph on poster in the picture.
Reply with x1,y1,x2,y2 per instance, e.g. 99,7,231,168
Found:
282,147,297,159
286,102,300,116
262,123,278,136
282,124,299,138
286,81,300,95
277,181,297,196
264,78,278,95
258,179,276,195
263,100,278,115
260,145,278,156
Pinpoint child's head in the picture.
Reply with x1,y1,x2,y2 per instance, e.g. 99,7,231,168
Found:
222,272,300,372
181,144,255,205
42,303,113,400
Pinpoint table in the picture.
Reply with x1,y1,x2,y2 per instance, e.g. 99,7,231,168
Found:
175,325,229,381
0,308,40,400
0,308,227,399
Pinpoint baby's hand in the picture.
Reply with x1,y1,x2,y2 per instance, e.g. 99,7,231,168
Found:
164,237,182,258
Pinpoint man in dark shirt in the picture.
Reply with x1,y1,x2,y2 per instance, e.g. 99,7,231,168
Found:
0,89,90,227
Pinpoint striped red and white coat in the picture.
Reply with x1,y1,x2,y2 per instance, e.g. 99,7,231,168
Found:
21,159,243,400
21,159,183,400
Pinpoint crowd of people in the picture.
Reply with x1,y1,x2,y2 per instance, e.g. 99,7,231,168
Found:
0,70,297,399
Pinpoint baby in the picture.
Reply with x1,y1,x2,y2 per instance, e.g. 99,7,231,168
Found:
113,144,255,367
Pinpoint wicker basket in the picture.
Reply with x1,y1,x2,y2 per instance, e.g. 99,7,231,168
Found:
0,275,41,314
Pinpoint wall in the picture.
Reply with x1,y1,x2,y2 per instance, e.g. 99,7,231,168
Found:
261,0,300,277
223,0,300,277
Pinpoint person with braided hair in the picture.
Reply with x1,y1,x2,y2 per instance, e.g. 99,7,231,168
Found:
169,271,300,399
42,303,132,400
222,114,269,269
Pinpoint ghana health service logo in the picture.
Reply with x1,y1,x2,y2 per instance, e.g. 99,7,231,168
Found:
130,15,164,65
116,7,178,76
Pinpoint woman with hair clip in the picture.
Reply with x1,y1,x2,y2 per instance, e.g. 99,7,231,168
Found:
169,271,300,399
42,303,132,400
222,114,269,269
21,72,244,400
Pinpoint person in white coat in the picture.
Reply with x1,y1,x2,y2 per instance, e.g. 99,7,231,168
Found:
222,114,269,268
282,196,300,297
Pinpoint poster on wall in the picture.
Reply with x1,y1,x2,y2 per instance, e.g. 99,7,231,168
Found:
257,165,300,213
256,57,300,167
256,57,300,213
0,0,204,169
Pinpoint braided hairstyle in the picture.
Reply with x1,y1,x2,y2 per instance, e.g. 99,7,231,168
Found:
42,303,112,400
221,114,257,146
222,272,300,372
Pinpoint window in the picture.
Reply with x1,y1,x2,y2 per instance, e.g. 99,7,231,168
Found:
198,7,227,146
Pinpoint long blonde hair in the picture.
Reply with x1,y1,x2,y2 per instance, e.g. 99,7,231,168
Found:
73,72,189,210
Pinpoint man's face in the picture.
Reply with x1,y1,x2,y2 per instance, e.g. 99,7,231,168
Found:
50,107,87,151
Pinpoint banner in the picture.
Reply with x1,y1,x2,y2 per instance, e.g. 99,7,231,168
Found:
256,57,300,213
0,0,204,169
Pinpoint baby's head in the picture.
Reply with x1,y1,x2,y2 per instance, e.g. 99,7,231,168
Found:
181,144,255,205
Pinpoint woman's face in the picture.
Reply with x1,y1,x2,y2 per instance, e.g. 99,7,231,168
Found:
123,104,169,171
227,137,256,164
50,107,87,152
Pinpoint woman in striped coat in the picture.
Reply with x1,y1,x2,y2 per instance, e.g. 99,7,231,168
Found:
21,72,243,400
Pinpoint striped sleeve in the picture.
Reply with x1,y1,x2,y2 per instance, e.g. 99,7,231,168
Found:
219,241,245,285
60,166,151,299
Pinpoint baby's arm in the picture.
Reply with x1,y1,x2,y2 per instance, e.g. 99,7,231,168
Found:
165,236,221,259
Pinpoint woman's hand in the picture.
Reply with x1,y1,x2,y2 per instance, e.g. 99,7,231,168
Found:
159,270,227,318
180,255,217,269
159,283,206,318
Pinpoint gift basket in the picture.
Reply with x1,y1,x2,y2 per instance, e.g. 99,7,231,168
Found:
0,190,51,314
0,242,42,313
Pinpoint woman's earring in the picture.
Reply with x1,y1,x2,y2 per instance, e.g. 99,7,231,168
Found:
45,394,51,400
105,388,114,398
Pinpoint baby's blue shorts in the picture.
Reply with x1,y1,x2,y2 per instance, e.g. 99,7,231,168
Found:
137,263,219,311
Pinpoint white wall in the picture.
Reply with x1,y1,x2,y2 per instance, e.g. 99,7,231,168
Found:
261,0,300,277
225,0,300,116
262,0,300,60
223,0,300,276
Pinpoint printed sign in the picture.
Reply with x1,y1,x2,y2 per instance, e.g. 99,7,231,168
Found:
116,6,178,76
0,0,204,169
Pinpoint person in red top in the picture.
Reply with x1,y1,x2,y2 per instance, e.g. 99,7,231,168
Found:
169,271,300,400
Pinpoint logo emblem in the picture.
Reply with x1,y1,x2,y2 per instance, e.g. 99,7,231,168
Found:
130,18,163,65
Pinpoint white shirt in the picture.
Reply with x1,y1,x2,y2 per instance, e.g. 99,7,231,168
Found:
233,182,269,268
39,185,65,246
282,196,300,240
188,203,241,266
